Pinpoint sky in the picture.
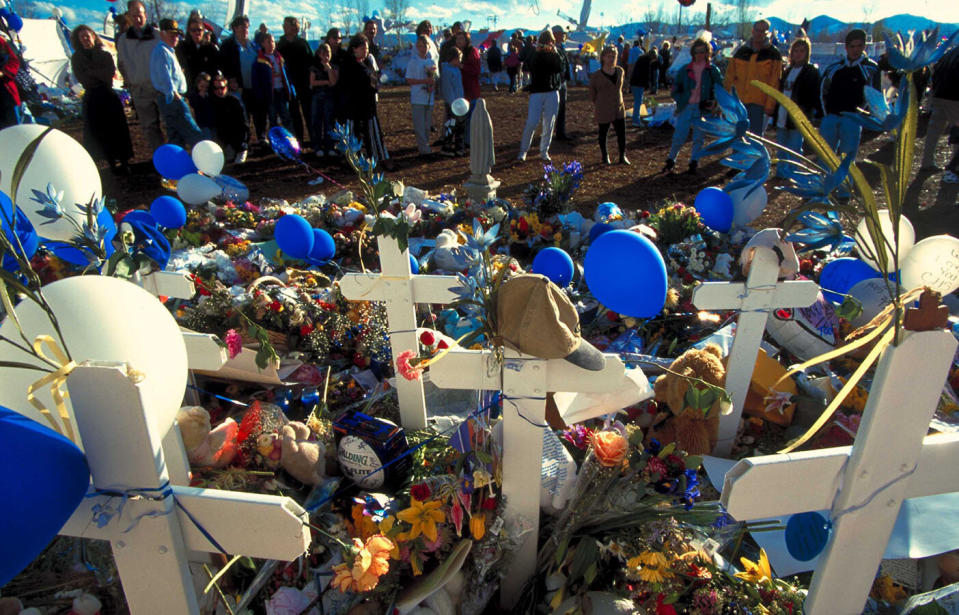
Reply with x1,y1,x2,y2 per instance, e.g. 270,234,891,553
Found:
17,0,959,37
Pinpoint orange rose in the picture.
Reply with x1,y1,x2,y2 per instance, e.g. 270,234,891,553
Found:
591,430,628,467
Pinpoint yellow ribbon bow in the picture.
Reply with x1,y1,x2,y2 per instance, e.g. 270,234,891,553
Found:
26,335,78,443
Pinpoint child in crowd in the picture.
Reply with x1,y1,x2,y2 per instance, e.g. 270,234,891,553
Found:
439,46,466,157
188,72,216,140
405,35,437,156
310,43,339,156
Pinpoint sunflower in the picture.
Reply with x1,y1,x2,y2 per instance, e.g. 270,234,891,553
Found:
396,497,446,542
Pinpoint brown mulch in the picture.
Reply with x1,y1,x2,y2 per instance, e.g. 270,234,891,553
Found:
70,83,959,240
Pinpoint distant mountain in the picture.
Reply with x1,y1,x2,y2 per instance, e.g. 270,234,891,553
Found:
880,14,958,36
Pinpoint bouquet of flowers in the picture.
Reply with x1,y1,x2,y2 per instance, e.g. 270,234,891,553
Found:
523,160,584,218
648,203,704,246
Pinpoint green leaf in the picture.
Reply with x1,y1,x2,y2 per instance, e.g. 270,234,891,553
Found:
685,455,703,470
10,127,54,207
910,601,949,615
663,593,680,604
583,562,597,585
373,180,390,201
894,76,918,219
113,256,134,279
568,539,599,584
658,442,676,458
554,536,570,568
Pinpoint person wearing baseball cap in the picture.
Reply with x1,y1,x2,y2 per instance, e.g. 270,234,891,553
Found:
150,18,203,147
494,273,606,371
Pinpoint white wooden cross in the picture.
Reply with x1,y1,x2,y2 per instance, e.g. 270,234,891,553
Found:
693,245,819,456
430,347,627,606
720,328,958,615
57,362,312,615
339,235,459,429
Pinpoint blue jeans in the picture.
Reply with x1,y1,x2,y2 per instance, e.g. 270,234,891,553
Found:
819,113,862,197
820,113,863,158
668,104,705,161
156,94,203,148
311,89,335,152
746,103,767,135
775,127,803,176
268,89,292,133
631,86,645,125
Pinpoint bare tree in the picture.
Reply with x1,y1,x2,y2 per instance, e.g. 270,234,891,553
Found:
384,0,409,46
351,0,371,24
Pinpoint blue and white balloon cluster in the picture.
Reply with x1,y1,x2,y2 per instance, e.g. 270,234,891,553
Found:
274,214,337,268
153,140,249,206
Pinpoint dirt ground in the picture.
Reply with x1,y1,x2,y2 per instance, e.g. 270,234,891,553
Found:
80,83,959,240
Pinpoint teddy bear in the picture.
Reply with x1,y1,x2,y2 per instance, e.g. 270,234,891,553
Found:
176,406,238,468
647,344,728,455
279,421,326,486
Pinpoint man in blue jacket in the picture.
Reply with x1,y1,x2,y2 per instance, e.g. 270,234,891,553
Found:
151,19,202,147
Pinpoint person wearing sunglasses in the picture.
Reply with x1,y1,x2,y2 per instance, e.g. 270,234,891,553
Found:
210,71,249,163
175,18,219,93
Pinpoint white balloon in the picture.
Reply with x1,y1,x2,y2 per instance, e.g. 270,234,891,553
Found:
848,277,895,327
0,276,188,449
177,173,222,205
191,140,225,176
899,234,959,296
854,210,915,274
451,98,470,117
727,183,767,227
0,125,101,241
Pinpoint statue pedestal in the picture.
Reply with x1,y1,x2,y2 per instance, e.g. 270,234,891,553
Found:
463,175,501,204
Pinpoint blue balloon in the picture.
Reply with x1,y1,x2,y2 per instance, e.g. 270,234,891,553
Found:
785,511,831,561
818,258,879,304
693,187,734,233
409,254,419,274
307,228,336,263
152,144,197,180
269,127,301,161
275,214,314,259
214,174,249,202
588,222,614,243
150,196,187,229
0,406,91,587
585,230,667,318
532,247,574,287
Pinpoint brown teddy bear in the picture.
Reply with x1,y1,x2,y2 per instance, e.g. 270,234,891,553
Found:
647,344,728,455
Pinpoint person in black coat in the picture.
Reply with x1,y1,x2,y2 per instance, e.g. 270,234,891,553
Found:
209,71,249,163
774,37,821,175
175,18,219,93
339,33,393,170
70,24,133,173
629,47,659,126
277,16,313,145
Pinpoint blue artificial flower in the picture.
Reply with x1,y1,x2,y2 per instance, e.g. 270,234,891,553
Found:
30,182,64,221
841,78,909,132
778,154,853,204
724,140,771,192
695,84,750,157
883,27,959,73
680,468,701,510
462,218,500,253
449,272,480,301
332,122,363,155
785,210,855,254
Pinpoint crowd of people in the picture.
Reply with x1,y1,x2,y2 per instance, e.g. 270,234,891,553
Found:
5,5,957,185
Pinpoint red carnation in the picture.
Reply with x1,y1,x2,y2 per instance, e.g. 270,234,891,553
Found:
419,330,436,346
410,483,431,501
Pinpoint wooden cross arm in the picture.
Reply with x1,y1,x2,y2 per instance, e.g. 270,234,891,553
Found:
339,273,460,304
61,488,311,561
692,279,820,312
429,348,627,394
140,271,196,300
721,433,959,520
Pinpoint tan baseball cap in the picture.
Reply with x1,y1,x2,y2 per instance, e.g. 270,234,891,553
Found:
494,274,606,371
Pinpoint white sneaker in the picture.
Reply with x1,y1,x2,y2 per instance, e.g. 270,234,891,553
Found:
541,153,551,163
943,171,959,184
234,150,247,164
516,153,527,162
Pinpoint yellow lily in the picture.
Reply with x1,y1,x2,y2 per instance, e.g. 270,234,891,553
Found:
396,498,445,542
734,548,773,586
